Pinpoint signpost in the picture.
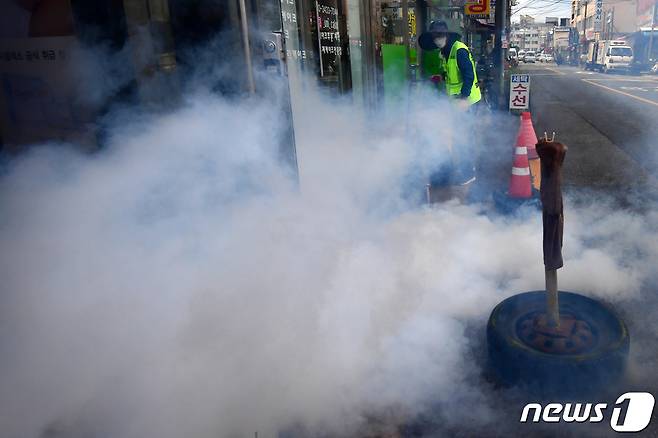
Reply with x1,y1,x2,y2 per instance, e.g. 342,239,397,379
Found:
509,74,530,110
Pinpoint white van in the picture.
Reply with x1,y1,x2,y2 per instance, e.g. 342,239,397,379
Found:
524,51,536,63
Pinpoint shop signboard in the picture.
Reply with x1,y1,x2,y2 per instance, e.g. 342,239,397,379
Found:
594,0,603,32
0,0,99,149
465,0,490,18
509,74,530,110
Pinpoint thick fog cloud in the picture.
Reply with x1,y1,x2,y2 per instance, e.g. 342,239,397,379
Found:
0,79,657,438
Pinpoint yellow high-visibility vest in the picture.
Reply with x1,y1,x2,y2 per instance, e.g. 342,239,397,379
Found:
444,41,481,105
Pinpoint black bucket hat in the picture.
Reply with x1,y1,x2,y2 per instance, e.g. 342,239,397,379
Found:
418,20,453,51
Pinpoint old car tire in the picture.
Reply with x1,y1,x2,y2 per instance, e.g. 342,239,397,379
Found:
487,291,629,397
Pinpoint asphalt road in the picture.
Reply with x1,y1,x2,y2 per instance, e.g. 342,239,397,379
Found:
519,63,658,205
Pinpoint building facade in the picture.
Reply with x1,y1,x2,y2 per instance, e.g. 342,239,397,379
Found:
0,0,512,153
511,17,566,52
571,0,637,44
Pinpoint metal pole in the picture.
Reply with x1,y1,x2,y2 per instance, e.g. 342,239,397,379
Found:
402,0,411,81
495,0,509,109
546,269,560,327
417,0,427,76
582,0,588,55
648,3,656,62
238,0,256,94
315,0,325,77
536,139,567,329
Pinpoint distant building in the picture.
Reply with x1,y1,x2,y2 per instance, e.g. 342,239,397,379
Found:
602,0,638,38
637,0,657,28
570,0,637,45
520,15,536,26
511,16,571,52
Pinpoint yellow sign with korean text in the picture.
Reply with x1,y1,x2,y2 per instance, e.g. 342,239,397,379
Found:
465,0,490,16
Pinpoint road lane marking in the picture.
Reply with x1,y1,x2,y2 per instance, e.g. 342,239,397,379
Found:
543,66,565,75
586,77,658,82
582,79,658,107
620,86,658,92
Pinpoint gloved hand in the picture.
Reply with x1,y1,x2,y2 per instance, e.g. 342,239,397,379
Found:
430,75,443,84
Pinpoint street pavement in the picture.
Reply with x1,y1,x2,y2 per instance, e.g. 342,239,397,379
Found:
519,63,658,206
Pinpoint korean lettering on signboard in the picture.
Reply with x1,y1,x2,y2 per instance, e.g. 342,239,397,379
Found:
316,0,341,77
465,0,490,17
509,74,530,110
280,0,312,64
408,9,416,43
0,37,100,147
594,0,603,31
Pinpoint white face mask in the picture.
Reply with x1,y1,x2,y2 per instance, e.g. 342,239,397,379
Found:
434,36,447,49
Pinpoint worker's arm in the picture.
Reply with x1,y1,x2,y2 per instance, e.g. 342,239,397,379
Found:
430,56,447,85
456,48,474,99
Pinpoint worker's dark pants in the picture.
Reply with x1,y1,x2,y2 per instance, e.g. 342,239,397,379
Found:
429,100,479,187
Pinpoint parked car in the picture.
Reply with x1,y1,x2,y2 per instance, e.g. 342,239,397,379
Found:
537,53,546,63
508,48,519,67
518,50,526,62
545,54,554,63
524,51,536,63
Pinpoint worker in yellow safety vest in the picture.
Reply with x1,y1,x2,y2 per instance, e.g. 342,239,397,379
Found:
419,20,481,109
418,20,481,201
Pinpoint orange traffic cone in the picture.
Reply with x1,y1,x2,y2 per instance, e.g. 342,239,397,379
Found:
515,112,540,190
517,112,538,157
508,146,532,198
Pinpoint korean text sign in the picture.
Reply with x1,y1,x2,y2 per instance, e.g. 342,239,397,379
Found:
509,74,530,110
465,0,490,17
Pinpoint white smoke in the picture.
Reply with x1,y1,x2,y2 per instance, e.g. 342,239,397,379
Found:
0,79,657,438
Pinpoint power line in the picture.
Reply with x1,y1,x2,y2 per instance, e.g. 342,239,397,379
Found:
513,0,571,13
512,0,571,15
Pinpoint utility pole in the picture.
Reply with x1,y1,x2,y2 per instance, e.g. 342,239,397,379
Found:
582,0,588,53
402,0,410,80
648,2,656,62
238,0,256,94
495,0,509,109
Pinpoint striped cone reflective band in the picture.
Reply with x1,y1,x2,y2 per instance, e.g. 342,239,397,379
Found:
509,146,532,198
512,167,530,176
516,112,539,160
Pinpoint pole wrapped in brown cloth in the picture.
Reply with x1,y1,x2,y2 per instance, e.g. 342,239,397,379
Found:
536,140,567,270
